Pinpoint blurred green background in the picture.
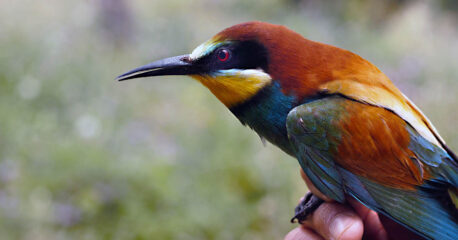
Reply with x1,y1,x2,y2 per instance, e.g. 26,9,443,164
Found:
0,0,457,239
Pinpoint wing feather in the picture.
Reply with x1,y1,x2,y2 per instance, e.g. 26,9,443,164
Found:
286,96,458,240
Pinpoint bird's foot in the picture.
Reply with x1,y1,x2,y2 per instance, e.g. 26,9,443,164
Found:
290,192,324,224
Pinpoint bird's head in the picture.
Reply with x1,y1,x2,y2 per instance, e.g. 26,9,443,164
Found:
118,21,366,107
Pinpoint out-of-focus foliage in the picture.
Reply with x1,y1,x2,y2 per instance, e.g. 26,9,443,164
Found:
0,0,456,239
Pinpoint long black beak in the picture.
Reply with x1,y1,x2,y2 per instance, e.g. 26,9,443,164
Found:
116,54,197,81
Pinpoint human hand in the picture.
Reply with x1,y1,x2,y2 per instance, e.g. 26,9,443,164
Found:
284,170,424,240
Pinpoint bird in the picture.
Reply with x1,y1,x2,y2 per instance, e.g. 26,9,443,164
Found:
117,21,458,240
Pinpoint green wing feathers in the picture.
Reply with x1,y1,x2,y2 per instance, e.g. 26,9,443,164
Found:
286,96,458,240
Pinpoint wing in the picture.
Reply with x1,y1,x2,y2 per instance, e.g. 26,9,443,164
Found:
286,96,458,240
319,72,446,149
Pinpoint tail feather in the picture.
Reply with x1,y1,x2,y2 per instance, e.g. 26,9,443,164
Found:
357,177,458,240
339,167,458,240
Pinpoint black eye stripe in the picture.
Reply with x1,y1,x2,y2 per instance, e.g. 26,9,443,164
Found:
195,41,268,73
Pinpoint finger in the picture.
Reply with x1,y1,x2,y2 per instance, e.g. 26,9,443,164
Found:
305,202,364,240
284,226,324,240
347,198,388,240
300,169,332,201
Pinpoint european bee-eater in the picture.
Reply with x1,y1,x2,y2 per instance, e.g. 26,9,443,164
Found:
118,22,458,240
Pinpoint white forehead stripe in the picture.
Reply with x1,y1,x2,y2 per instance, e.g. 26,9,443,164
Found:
190,40,227,60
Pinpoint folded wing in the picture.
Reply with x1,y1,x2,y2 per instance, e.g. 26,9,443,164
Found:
286,96,458,240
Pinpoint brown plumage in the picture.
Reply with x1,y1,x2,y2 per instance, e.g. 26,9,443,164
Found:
217,21,445,149
335,101,431,189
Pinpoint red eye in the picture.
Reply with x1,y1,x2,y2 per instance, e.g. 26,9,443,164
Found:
217,49,230,62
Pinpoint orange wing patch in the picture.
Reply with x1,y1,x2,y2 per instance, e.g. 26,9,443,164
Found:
320,79,443,148
335,102,431,190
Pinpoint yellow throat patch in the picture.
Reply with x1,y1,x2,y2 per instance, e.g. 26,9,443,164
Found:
191,69,272,107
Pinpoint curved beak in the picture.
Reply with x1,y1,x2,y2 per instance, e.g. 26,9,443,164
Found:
116,54,198,81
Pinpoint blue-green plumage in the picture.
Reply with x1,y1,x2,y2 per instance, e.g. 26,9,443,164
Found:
228,82,458,240
230,89,458,240
285,96,458,240
229,82,297,155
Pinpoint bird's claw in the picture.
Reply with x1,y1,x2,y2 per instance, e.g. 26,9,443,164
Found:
290,192,324,224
